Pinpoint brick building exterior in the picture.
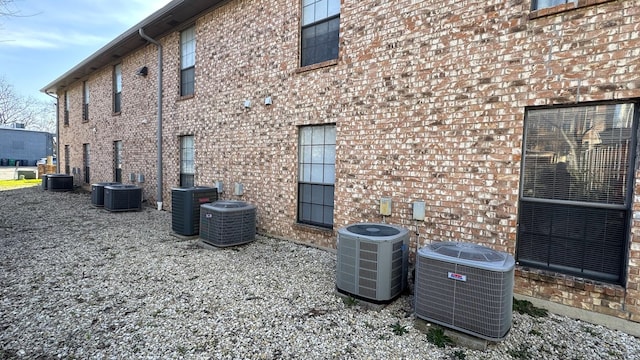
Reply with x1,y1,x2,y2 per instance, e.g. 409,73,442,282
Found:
44,0,640,327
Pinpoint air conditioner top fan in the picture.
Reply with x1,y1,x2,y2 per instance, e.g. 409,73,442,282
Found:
422,241,514,270
339,223,407,240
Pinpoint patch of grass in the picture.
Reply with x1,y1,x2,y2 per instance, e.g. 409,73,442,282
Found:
426,326,454,348
508,343,533,360
342,296,358,307
528,328,543,337
0,178,41,191
513,298,548,318
450,349,466,360
581,325,600,337
390,321,408,336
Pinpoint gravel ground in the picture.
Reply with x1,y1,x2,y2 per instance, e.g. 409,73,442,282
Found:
1,186,639,359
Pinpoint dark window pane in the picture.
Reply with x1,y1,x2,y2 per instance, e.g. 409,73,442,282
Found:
114,93,121,113
517,200,627,284
310,204,324,223
181,67,195,96
301,16,340,67
180,174,194,188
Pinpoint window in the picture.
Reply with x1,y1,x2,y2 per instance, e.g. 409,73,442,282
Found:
114,141,122,183
180,26,195,97
82,81,89,121
517,102,637,285
83,143,90,184
113,64,122,113
298,124,336,228
64,145,70,175
532,0,570,10
180,135,195,187
63,91,69,126
301,0,340,67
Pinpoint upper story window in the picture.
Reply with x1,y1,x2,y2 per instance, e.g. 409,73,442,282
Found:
82,81,89,121
180,26,196,97
532,0,570,10
301,0,340,67
113,64,122,113
63,91,69,126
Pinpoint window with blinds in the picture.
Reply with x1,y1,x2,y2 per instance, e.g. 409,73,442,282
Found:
517,102,637,285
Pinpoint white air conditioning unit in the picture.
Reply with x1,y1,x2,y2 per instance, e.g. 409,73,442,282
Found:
415,241,515,341
199,200,256,247
336,223,409,303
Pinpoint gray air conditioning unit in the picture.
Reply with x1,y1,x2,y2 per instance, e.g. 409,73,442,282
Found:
91,182,121,207
336,223,409,303
104,184,142,212
199,200,256,247
171,186,218,236
47,174,73,192
415,241,515,341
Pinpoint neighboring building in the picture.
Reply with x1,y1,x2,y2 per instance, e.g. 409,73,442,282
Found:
0,126,55,166
42,0,640,329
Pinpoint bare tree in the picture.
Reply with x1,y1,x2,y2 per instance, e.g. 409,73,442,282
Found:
0,0,16,17
0,77,56,133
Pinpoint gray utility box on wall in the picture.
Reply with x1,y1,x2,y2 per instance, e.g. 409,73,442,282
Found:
91,182,121,207
199,200,256,247
336,223,409,303
171,186,218,236
104,184,142,212
415,242,515,341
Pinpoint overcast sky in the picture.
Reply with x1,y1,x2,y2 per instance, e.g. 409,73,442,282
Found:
0,0,172,102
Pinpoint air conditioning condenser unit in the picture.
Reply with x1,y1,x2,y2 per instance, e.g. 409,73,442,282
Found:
415,241,515,341
336,223,409,303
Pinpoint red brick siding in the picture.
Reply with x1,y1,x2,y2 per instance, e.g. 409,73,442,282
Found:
57,0,640,322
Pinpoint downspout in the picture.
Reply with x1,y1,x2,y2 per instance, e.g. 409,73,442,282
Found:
45,92,59,173
138,28,164,211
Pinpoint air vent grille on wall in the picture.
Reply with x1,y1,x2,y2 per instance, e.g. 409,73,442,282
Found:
336,223,409,303
200,200,256,247
91,182,121,207
415,242,515,341
171,186,218,236
104,184,142,212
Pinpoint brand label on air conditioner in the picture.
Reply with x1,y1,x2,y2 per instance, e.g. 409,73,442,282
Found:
205,213,212,218
448,272,467,282
199,197,210,203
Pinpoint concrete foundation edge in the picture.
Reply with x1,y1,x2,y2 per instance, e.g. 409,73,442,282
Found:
514,294,639,338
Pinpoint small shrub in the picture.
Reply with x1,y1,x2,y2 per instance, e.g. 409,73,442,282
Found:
528,328,542,337
451,349,466,360
513,298,548,318
343,296,358,307
390,321,408,336
426,327,454,348
508,343,533,360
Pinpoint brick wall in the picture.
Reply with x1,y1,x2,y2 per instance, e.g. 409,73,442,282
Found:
57,0,640,322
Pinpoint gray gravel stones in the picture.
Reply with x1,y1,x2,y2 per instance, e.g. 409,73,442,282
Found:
1,187,639,359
